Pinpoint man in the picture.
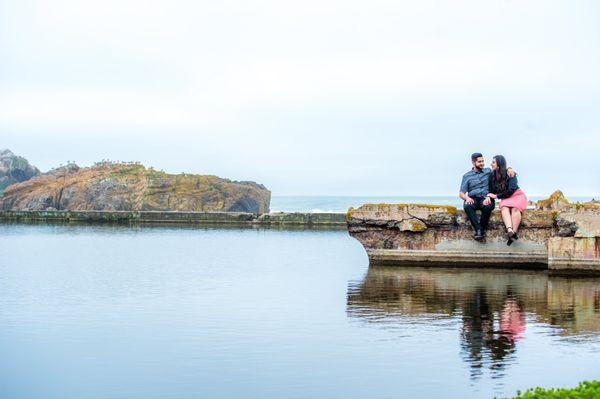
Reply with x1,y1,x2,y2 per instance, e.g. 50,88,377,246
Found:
459,153,514,241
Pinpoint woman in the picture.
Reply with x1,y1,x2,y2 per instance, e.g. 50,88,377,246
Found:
486,155,528,245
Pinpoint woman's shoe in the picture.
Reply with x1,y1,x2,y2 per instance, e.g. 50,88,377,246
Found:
506,227,515,246
513,232,519,240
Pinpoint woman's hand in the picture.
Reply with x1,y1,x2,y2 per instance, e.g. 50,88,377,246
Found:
487,193,498,199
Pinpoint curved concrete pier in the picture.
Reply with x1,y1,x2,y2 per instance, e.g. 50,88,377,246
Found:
347,201,600,275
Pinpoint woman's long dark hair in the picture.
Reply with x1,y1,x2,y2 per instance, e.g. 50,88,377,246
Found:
491,155,509,193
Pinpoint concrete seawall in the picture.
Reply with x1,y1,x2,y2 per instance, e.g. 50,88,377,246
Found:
347,202,600,275
0,210,347,227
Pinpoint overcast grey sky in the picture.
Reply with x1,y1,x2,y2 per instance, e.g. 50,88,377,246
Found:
1,0,599,196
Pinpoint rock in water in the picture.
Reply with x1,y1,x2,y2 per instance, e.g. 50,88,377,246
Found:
0,162,270,213
0,149,41,194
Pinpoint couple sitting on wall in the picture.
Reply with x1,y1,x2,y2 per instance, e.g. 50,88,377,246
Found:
459,153,528,245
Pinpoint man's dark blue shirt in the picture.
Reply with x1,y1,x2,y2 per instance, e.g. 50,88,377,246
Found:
460,167,491,199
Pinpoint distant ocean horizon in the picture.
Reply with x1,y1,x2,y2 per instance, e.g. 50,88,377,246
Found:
270,195,596,213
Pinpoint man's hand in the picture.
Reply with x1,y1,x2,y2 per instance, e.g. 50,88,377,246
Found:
483,197,491,206
465,196,474,205
507,167,516,178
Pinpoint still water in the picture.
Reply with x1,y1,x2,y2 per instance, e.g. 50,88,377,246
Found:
1,224,599,399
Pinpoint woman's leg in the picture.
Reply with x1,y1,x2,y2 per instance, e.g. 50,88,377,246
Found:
501,207,513,231
511,209,522,232
502,207,515,246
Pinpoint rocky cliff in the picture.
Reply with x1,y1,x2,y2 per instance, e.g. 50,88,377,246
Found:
0,149,40,194
0,162,270,213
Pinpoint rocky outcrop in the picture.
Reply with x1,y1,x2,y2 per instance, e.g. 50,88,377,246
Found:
0,162,270,214
347,193,600,275
0,149,40,194
535,190,570,210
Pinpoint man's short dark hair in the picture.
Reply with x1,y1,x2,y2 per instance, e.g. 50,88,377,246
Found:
471,152,483,161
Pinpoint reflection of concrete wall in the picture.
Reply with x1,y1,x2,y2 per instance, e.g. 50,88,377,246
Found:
347,203,600,273
347,266,600,336
544,277,600,334
348,267,547,319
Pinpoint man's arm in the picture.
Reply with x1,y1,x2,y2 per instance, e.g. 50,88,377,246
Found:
459,191,474,204
459,176,474,204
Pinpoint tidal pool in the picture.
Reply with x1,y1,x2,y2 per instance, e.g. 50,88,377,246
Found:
1,224,599,398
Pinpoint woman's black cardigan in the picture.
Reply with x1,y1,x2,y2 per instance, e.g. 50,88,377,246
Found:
489,175,519,199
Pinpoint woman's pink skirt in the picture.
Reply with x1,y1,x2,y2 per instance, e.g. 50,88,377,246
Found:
499,188,528,211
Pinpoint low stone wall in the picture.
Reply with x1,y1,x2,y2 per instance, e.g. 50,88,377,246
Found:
256,212,346,225
0,210,346,227
347,202,600,275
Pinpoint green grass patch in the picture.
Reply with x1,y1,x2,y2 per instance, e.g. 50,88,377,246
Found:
500,381,600,399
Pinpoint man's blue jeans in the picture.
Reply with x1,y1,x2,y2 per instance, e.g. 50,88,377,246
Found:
463,197,495,233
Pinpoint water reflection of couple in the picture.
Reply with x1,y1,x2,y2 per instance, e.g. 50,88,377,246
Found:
347,267,600,380
459,153,528,245
461,291,525,376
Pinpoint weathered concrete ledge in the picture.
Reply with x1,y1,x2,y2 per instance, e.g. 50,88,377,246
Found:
0,210,346,227
347,196,600,275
